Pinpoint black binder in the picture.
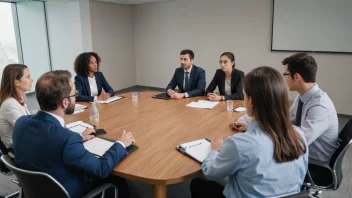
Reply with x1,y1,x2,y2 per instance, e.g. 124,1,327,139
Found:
152,93,171,100
176,138,211,163
100,137,139,155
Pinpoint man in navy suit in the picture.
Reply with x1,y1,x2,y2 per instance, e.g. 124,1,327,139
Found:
13,70,135,198
166,49,206,99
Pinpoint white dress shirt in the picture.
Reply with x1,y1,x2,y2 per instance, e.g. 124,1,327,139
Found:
0,98,30,147
88,76,98,101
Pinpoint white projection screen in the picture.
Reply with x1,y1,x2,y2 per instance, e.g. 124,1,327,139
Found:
272,0,352,53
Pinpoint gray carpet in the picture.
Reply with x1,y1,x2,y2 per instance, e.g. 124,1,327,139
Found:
1,86,351,198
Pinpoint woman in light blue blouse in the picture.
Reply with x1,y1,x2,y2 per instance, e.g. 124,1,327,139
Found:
190,66,308,198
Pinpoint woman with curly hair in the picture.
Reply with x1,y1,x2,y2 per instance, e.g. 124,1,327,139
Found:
74,52,114,102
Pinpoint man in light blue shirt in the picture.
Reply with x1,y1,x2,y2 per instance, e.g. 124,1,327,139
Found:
281,53,339,165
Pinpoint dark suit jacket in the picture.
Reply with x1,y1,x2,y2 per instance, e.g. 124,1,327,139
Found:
75,72,114,102
166,65,206,97
205,68,244,100
13,111,127,198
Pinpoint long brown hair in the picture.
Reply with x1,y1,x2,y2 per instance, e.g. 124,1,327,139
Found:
0,64,28,106
243,66,306,162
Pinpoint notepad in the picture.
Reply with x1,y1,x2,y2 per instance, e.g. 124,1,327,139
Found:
186,100,219,110
83,137,139,157
176,138,211,163
96,96,124,104
67,121,94,134
83,138,114,156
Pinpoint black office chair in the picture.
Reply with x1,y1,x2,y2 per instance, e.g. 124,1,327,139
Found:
0,140,20,198
279,189,310,198
1,155,118,198
305,119,352,197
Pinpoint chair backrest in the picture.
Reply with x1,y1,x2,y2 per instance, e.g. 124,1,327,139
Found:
0,139,8,155
277,189,310,198
329,119,352,190
1,155,70,198
0,140,12,174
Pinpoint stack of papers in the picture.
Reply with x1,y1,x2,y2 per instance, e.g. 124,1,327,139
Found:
66,121,93,134
179,139,211,163
74,104,88,114
186,100,219,109
83,138,114,156
96,96,123,104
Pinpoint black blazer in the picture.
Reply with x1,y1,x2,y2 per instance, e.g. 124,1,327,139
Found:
74,72,114,102
205,68,244,100
166,65,206,97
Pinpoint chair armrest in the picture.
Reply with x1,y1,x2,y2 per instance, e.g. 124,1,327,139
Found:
308,158,332,172
81,183,117,198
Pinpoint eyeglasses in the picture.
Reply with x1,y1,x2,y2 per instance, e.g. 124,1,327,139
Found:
62,90,79,100
219,60,229,64
282,72,291,76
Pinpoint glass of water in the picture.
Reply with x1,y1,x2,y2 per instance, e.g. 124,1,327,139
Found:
132,92,138,102
226,100,233,112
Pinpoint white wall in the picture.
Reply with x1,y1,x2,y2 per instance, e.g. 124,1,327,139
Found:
45,1,92,76
134,0,352,115
17,1,51,92
89,1,136,91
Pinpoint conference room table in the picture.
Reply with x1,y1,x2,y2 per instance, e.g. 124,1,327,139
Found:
65,91,245,198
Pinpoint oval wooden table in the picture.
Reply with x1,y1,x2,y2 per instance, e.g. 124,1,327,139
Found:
65,92,245,198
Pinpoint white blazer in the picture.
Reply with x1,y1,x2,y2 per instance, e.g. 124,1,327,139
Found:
0,98,30,148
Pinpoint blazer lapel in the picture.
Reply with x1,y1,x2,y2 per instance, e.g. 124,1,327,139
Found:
231,69,237,93
83,77,91,96
220,71,226,94
189,65,196,89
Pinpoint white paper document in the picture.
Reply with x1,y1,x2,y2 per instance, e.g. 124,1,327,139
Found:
74,104,88,114
83,138,114,156
67,121,94,134
96,96,123,104
180,139,211,163
186,100,219,110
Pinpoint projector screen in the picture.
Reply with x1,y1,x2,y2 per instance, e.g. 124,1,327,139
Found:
272,0,352,53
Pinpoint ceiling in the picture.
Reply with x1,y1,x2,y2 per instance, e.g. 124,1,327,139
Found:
94,0,170,4
1,0,171,4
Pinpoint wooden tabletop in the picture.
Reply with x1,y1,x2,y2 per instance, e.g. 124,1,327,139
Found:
65,92,245,196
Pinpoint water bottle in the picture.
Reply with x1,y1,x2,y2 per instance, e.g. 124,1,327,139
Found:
90,102,100,125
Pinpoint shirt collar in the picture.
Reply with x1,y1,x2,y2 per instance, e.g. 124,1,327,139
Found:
41,111,65,127
184,65,193,73
247,120,259,132
299,84,319,104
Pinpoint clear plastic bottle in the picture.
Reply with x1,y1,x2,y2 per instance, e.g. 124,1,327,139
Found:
90,102,100,125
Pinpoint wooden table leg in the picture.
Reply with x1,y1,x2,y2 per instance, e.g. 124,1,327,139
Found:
152,184,167,198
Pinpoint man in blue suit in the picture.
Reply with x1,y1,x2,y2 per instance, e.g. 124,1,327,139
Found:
13,70,135,198
166,49,206,99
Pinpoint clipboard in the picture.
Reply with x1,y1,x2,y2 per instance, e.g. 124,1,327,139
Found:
152,93,171,100
176,138,211,163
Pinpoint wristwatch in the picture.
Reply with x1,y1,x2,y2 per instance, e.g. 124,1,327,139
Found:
222,96,225,101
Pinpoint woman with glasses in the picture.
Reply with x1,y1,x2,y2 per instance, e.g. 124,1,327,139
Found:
190,66,308,197
74,52,114,102
205,52,244,101
0,64,32,148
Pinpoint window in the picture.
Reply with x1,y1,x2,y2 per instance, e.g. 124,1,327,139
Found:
0,1,51,92
0,2,21,72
